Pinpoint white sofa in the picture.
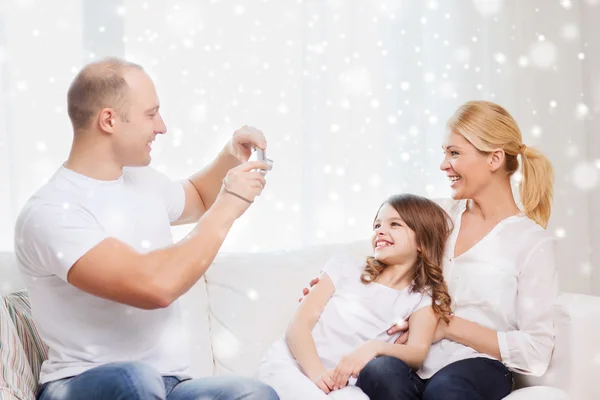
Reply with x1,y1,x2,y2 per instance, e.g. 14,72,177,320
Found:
1,241,599,399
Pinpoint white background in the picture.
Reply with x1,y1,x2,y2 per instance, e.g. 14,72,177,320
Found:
0,0,599,295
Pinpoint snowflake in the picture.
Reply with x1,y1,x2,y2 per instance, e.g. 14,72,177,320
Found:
555,228,566,238
575,103,589,119
277,104,289,114
572,162,599,190
560,0,573,9
234,5,245,15
247,289,258,300
369,174,382,186
472,0,504,16
339,67,371,95
424,73,436,82
581,262,593,276
561,24,579,40
16,81,28,91
213,331,240,359
494,53,506,64
401,82,410,91
512,171,523,183
550,101,557,108
530,41,557,69
36,141,47,152
578,53,585,60
189,104,207,123
531,126,542,137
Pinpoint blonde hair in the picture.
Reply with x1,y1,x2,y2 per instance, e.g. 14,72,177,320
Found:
361,194,454,322
67,57,143,131
447,100,554,228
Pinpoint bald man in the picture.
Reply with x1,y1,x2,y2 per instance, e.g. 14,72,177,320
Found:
14,58,278,400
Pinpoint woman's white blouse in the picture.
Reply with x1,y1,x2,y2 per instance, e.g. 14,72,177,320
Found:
418,199,558,379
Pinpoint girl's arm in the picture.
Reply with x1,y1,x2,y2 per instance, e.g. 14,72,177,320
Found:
375,305,439,369
286,272,335,382
331,304,438,389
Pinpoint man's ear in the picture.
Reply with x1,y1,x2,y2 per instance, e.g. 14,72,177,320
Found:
98,108,118,133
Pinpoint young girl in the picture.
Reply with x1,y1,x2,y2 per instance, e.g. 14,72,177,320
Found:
259,194,454,399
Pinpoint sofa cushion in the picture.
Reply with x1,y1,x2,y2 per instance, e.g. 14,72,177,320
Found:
178,277,215,377
0,253,25,295
204,240,372,376
514,292,600,398
504,386,570,399
3,290,48,384
0,293,36,399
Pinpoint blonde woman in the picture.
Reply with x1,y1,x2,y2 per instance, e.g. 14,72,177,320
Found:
303,101,557,400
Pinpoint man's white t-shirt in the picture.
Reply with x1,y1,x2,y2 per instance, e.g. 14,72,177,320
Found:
14,165,191,384
261,253,432,372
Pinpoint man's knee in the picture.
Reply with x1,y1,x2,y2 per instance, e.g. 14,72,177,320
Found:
99,361,165,400
243,380,279,400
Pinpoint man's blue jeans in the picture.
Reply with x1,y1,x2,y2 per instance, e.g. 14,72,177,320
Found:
37,362,279,400
356,356,513,400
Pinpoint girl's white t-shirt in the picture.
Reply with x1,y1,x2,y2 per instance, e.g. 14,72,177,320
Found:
263,253,432,370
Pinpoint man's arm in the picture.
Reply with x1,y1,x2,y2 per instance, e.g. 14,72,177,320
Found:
173,150,241,226
67,161,268,310
173,126,267,225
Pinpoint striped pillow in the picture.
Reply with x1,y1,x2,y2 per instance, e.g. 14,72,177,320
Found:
0,294,36,399
3,291,48,384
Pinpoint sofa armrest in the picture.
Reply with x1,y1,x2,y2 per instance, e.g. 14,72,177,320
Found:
514,292,600,399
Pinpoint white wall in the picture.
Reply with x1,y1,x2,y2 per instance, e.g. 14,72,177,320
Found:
0,0,598,294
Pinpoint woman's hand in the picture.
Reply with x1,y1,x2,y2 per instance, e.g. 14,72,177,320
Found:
332,341,380,390
298,276,320,302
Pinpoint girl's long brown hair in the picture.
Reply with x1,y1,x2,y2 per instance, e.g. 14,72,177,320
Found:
361,194,454,322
